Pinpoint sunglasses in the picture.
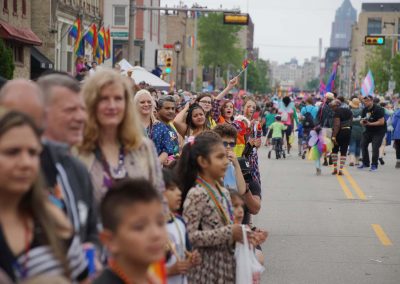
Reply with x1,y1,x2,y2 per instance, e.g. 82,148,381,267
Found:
223,141,236,148
199,100,212,105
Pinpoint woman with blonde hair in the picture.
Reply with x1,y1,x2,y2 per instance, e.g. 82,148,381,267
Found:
0,111,88,283
78,69,164,203
133,89,157,137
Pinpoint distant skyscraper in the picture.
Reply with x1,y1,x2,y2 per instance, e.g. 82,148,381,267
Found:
330,0,357,48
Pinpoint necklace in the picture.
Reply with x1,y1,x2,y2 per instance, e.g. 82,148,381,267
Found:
169,214,186,261
195,176,233,225
99,145,127,188
109,259,134,284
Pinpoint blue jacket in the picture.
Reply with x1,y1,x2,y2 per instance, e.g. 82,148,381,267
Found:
392,109,400,140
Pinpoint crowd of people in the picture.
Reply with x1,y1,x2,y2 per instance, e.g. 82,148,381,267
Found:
0,64,399,283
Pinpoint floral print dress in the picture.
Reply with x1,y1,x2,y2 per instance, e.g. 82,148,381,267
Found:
183,183,235,284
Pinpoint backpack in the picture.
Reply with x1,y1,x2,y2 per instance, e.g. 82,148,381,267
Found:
302,108,315,129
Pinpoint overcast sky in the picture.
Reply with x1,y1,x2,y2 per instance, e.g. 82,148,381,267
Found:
161,0,399,64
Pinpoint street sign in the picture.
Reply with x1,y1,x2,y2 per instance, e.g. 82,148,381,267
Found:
365,36,385,46
163,44,174,49
223,13,249,25
111,32,128,38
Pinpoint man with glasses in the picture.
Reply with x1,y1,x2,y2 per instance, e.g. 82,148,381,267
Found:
358,95,387,171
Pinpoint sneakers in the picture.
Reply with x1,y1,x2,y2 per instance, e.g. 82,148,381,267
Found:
370,165,378,172
378,158,385,165
357,163,369,169
332,169,338,175
338,171,343,176
323,158,328,166
396,161,400,169
349,162,354,167
316,168,322,176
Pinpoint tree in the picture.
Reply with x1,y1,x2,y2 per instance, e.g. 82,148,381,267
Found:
390,53,400,93
305,78,319,91
198,13,243,77
364,42,392,94
246,59,272,94
0,38,14,79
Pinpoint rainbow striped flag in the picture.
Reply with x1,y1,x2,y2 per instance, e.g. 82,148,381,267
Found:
104,27,111,59
242,59,250,70
69,18,81,39
148,259,167,284
187,35,195,48
98,26,105,51
84,24,97,48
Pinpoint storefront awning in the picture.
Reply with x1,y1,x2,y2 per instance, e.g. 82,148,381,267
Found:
0,21,41,46
31,47,53,69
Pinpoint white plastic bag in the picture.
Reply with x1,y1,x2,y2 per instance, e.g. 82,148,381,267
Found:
235,225,265,284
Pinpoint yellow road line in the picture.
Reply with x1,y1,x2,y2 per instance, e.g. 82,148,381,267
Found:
336,175,354,199
371,224,393,246
343,169,367,200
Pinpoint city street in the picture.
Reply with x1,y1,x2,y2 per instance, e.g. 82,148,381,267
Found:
256,143,400,284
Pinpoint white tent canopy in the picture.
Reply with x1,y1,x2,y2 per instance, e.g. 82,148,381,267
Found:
118,59,169,89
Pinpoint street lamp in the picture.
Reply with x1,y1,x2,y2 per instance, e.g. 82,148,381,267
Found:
174,41,182,89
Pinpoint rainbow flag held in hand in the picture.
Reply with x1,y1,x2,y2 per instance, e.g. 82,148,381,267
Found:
242,59,250,70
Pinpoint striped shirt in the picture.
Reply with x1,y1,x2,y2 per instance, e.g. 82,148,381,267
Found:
0,223,88,283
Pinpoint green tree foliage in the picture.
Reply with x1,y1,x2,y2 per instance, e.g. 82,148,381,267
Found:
0,38,14,79
246,59,272,94
364,42,392,94
306,78,319,91
390,53,400,93
198,13,243,70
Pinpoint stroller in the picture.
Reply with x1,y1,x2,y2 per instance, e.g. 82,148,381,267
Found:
268,137,286,159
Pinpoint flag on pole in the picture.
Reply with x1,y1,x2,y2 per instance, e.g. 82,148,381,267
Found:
187,35,195,48
69,18,81,39
104,27,111,60
319,79,326,95
98,26,105,51
242,59,250,70
361,70,375,97
325,62,338,93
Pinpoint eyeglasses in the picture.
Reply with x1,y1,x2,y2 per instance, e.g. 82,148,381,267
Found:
222,141,236,148
199,100,212,105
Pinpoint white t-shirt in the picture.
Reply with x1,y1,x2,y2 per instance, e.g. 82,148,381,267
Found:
166,216,188,284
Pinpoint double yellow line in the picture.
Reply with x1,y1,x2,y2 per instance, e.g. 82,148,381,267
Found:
336,168,366,200
335,168,393,246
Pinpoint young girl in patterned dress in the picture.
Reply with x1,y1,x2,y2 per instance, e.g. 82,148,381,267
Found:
175,131,247,284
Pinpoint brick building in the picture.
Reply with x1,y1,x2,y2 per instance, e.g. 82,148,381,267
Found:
31,0,103,75
0,0,42,78
103,0,162,70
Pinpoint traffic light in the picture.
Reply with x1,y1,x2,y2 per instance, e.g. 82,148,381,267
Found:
223,13,249,26
365,36,385,46
165,56,172,74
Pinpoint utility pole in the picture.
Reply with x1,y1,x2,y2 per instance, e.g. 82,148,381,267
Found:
128,0,136,64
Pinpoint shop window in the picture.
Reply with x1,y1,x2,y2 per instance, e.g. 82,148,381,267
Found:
22,0,26,15
13,0,17,15
3,0,8,12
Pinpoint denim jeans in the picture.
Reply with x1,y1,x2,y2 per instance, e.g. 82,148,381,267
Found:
349,137,361,157
361,131,386,167
395,140,400,160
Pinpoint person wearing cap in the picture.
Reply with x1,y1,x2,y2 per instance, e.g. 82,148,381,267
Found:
330,99,353,175
317,92,335,166
358,95,387,171
348,98,363,166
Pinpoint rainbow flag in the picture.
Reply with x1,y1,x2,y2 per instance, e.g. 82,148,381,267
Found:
69,18,81,39
325,62,338,93
84,24,97,48
98,26,105,51
148,259,167,284
104,27,111,59
76,36,85,57
187,35,195,48
242,59,250,70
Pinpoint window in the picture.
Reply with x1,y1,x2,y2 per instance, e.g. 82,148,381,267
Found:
11,43,24,64
113,6,126,26
367,18,382,35
3,0,8,11
22,0,26,15
12,0,16,14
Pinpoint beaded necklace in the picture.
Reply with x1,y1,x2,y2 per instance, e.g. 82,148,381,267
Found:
195,176,233,225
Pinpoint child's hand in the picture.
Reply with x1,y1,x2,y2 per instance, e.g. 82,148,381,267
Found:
167,260,191,276
227,149,236,162
187,250,202,266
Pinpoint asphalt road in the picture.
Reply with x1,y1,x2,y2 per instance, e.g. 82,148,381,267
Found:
254,143,400,284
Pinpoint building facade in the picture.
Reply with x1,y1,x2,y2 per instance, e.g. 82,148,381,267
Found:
330,0,357,49
350,2,400,89
103,0,162,70
0,0,42,78
31,0,103,75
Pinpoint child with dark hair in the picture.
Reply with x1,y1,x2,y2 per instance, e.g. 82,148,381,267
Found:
175,131,248,283
173,103,208,140
162,169,201,284
93,178,167,284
